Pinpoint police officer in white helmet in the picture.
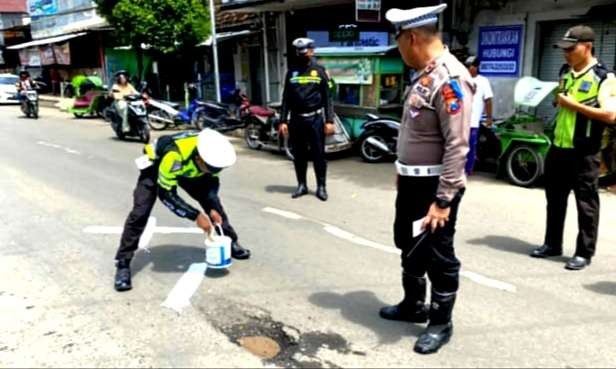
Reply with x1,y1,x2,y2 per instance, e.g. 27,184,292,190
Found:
114,129,250,292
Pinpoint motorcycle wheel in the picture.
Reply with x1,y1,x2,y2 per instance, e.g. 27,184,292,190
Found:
359,131,388,163
73,112,85,118
148,110,170,130
505,145,543,187
194,113,208,131
244,122,262,149
33,106,38,119
139,121,151,143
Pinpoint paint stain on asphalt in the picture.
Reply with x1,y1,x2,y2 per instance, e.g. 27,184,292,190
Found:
198,298,366,368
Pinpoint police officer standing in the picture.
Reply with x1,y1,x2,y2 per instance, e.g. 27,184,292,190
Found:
381,4,474,354
279,38,335,201
114,129,251,292
531,25,616,270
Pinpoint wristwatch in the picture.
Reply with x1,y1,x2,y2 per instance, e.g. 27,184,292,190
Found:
435,197,451,209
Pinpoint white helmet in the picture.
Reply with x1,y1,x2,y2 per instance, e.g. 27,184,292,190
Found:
197,129,237,170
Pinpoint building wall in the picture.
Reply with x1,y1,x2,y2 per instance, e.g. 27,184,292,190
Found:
467,0,615,118
30,0,104,39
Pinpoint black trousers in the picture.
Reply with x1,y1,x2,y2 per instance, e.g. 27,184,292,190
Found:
544,147,600,259
289,113,326,185
115,166,238,261
394,176,463,295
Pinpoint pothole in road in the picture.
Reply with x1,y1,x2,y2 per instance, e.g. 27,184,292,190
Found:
199,298,366,368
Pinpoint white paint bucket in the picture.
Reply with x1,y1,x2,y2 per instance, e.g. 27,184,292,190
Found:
204,225,232,269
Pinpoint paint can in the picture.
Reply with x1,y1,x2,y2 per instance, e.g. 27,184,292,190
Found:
204,225,232,269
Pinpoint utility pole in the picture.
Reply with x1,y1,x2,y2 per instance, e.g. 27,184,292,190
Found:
209,0,221,102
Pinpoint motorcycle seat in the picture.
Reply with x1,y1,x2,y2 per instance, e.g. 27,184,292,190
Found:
248,105,275,118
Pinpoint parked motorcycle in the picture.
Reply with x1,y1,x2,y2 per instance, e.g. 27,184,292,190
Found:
147,97,201,130
196,89,247,132
356,113,400,163
108,92,150,143
244,102,294,160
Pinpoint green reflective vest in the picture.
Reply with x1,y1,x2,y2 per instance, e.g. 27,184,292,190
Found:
554,63,609,154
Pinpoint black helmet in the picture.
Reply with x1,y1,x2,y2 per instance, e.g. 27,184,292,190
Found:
19,70,30,77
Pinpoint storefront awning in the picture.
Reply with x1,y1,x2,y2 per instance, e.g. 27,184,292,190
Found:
315,45,398,56
7,32,87,50
199,30,257,47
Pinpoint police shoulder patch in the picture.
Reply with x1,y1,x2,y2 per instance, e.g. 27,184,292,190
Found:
442,80,464,115
310,70,318,77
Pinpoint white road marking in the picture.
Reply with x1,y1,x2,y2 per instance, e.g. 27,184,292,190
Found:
138,217,157,253
322,224,399,255
460,271,517,293
84,219,208,312
262,207,304,220
161,262,208,313
83,225,201,234
263,207,517,293
37,140,80,155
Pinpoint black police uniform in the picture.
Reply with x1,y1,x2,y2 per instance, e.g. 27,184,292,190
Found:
280,58,334,195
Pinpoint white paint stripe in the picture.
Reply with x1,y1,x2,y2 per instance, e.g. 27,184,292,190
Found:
262,207,304,220
263,207,517,293
322,224,400,255
138,217,156,252
460,270,517,293
37,140,80,155
161,262,207,313
83,225,201,234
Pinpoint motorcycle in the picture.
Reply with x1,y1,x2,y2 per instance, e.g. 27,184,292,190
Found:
244,102,294,160
356,113,400,163
108,92,150,143
147,96,202,131
20,89,40,119
196,89,247,132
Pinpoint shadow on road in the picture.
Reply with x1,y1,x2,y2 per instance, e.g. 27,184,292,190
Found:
466,235,569,263
308,290,423,346
265,185,297,194
584,281,616,297
131,244,205,277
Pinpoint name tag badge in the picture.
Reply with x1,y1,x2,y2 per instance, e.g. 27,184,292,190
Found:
579,81,592,93
135,154,154,170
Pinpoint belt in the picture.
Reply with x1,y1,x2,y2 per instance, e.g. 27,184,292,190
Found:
297,108,323,117
395,160,443,177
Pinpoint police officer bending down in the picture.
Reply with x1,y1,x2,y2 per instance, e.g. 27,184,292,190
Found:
382,4,474,355
279,38,335,201
114,129,251,292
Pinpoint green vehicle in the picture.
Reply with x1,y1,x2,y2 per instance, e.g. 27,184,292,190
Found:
68,75,107,118
478,77,559,187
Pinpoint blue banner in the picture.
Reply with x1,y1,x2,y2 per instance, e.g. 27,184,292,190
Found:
29,0,58,17
477,25,523,77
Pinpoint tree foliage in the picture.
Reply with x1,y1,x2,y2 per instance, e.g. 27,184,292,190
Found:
95,0,211,54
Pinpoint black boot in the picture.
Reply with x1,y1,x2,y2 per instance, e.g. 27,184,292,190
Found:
292,183,309,199
414,291,456,354
114,259,132,292
379,274,428,323
316,176,328,201
231,241,251,260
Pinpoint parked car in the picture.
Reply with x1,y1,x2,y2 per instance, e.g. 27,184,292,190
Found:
0,74,20,104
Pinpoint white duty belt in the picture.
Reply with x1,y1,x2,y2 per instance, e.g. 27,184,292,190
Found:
395,160,443,177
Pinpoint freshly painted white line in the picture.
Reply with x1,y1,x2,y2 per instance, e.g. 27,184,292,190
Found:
262,207,304,220
262,207,517,293
322,224,399,255
138,217,156,253
161,262,208,313
37,140,80,155
460,270,517,293
83,225,201,234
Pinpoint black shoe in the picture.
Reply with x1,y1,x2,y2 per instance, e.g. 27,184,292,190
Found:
565,256,591,270
316,186,328,201
114,259,132,292
231,241,251,260
380,302,428,323
292,183,308,199
530,244,562,258
414,323,453,354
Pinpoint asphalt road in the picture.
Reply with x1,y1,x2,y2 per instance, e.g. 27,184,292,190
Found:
1,105,616,368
